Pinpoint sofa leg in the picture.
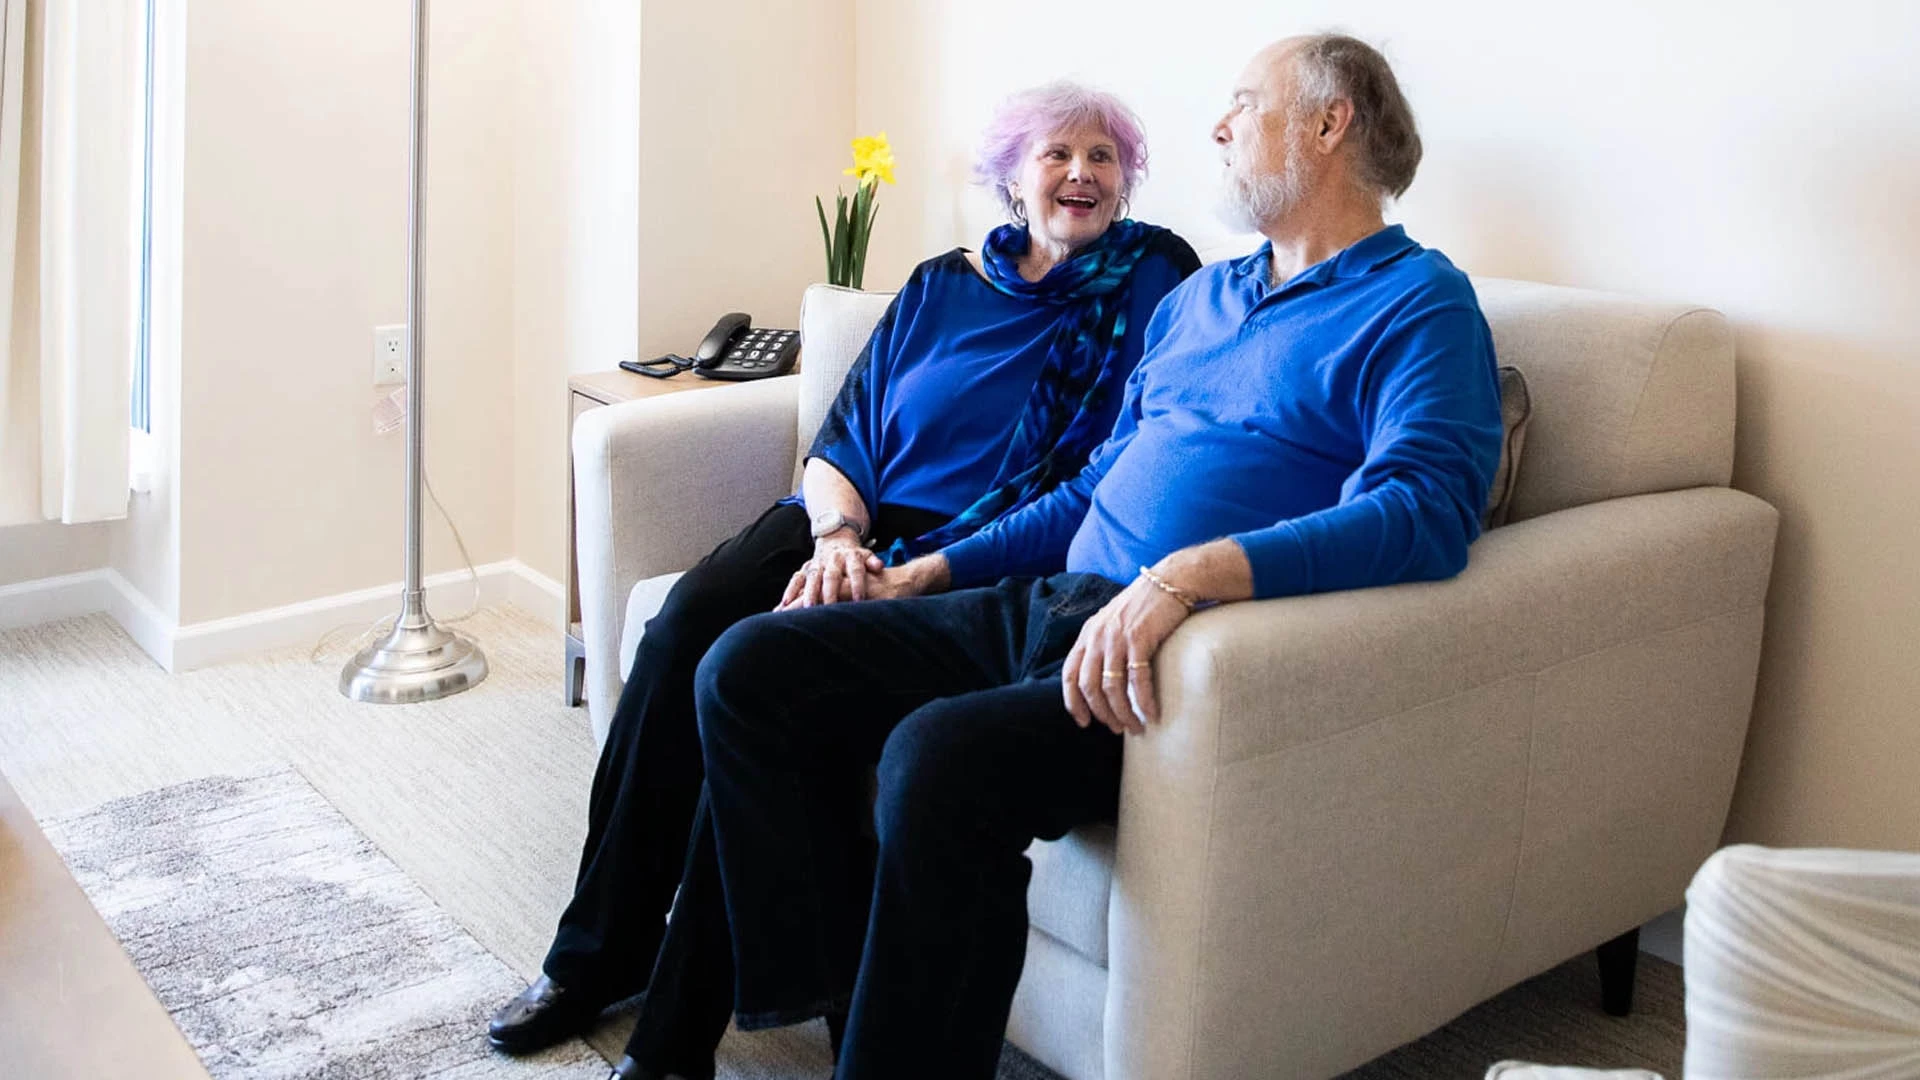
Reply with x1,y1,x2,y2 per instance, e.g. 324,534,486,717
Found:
1596,927,1639,1017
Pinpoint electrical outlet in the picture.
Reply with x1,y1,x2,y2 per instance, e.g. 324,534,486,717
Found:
372,325,407,385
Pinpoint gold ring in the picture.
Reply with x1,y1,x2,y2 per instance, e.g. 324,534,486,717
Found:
1101,670,1122,682
1127,660,1152,669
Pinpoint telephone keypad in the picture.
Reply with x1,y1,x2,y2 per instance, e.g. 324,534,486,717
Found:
703,324,798,381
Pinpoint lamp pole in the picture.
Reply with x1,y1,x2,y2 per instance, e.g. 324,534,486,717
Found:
340,0,487,703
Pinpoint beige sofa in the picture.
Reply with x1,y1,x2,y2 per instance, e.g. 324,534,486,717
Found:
570,276,1778,1079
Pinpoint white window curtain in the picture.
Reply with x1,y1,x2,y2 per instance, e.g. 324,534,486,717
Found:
0,0,144,527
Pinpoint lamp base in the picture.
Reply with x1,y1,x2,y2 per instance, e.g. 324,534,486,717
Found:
339,613,487,704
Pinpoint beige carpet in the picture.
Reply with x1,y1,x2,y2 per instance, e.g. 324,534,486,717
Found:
0,606,1685,1078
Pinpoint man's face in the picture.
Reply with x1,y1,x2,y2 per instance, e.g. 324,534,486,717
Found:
1212,43,1312,233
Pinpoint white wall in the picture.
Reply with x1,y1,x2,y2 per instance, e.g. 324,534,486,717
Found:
853,0,1920,850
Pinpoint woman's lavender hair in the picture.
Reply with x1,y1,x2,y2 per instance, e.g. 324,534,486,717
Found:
972,81,1149,216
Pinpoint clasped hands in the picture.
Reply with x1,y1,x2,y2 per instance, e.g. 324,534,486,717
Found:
780,537,1195,739
777,534,932,610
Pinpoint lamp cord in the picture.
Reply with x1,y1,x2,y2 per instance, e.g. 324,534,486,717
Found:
310,464,481,664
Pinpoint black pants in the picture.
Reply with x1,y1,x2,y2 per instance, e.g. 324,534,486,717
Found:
696,573,1127,1080
541,501,946,1064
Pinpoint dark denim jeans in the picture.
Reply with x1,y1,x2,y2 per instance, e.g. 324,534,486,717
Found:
693,572,1126,1080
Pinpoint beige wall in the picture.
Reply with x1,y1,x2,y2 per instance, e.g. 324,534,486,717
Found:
0,521,107,588
7,0,854,635
510,0,856,586
174,0,518,624
635,0,855,358
511,0,642,588
853,1,1920,850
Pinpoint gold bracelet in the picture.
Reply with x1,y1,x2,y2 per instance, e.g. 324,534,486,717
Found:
1137,565,1201,611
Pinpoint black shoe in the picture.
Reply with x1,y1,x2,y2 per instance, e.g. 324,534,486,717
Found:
488,975,614,1054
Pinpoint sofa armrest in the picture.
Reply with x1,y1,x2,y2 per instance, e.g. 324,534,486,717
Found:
572,378,799,744
1102,487,1779,1080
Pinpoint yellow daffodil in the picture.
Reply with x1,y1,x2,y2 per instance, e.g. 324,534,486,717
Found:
843,132,897,188
820,131,896,288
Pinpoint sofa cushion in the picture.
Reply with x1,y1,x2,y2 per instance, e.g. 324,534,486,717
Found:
1027,823,1117,968
1484,365,1533,529
619,571,686,681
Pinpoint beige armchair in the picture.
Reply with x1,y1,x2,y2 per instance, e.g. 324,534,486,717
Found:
570,278,1778,1079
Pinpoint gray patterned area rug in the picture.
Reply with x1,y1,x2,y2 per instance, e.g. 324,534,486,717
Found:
38,764,1680,1080
42,768,608,1079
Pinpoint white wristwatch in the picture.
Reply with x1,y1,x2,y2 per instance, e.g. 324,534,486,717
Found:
810,509,868,541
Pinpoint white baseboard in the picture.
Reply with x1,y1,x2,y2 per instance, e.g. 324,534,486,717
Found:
2,560,567,674
103,569,176,671
0,570,115,632
506,561,566,631
170,561,549,672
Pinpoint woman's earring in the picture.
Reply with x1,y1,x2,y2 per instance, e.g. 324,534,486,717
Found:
1011,201,1027,225
1116,197,1131,221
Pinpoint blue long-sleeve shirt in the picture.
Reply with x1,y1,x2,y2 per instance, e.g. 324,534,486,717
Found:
939,225,1504,599
807,233,1201,518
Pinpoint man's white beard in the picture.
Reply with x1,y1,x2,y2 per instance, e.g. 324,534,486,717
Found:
1212,139,1306,234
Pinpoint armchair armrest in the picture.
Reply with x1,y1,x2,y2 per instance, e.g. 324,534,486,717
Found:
1102,487,1779,1080
572,378,799,743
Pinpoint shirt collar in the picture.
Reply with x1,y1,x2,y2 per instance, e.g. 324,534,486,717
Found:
1230,224,1418,292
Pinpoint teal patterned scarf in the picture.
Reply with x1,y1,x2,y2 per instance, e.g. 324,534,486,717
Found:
887,218,1166,562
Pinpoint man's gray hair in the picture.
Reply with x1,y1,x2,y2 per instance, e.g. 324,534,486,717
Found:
1290,34,1422,200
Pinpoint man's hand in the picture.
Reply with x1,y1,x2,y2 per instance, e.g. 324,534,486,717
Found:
1061,577,1192,735
861,555,951,602
778,533,884,609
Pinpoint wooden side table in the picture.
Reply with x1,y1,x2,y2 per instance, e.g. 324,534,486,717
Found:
0,769,213,1078
563,369,726,706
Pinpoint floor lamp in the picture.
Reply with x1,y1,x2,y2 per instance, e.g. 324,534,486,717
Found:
340,0,486,703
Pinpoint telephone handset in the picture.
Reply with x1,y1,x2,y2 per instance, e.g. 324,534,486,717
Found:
620,313,800,382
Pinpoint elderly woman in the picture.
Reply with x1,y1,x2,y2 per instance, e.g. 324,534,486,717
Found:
488,82,1198,1076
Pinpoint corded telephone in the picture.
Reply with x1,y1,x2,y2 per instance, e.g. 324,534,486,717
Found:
620,313,799,382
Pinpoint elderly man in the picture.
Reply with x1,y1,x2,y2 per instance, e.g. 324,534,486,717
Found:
680,33,1503,1080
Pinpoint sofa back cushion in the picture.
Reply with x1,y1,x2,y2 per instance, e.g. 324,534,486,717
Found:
792,277,1736,524
796,284,897,477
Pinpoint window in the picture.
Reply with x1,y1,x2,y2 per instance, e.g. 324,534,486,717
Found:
130,0,156,435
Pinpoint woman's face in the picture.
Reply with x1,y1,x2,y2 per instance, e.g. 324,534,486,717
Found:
1007,126,1125,256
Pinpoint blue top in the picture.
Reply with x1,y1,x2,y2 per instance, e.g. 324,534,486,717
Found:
806,233,1200,517
940,225,1504,599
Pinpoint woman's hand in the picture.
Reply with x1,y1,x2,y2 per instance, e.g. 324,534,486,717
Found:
778,534,886,610
1060,577,1192,736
